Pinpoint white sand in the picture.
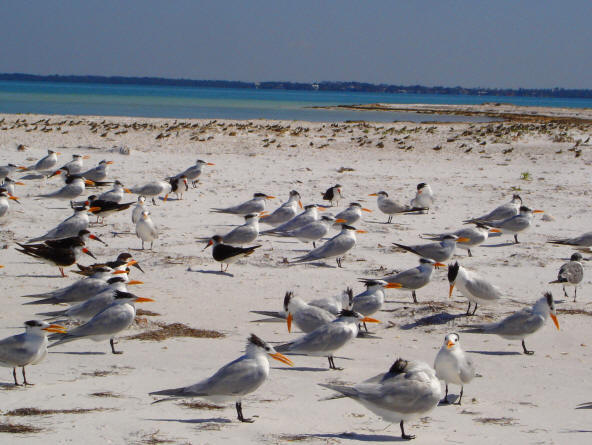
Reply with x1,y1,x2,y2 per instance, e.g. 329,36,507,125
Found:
0,111,591,443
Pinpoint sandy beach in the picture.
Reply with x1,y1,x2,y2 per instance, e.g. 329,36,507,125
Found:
0,106,591,444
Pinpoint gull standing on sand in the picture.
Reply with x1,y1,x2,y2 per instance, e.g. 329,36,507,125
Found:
211,193,275,215
352,281,401,331
0,320,66,385
132,196,147,224
461,292,559,355
548,232,592,247
136,210,158,250
48,292,154,354
393,234,469,263
434,333,475,405
322,184,343,206
448,261,502,315
422,224,499,257
369,191,426,223
333,202,372,225
549,253,584,301
472,206,543,244
205,235,261,272
176,159,215,187
410,183,434,212
28,203,99,243
275,309,379,369
98,180,132,203
220,213,261,246
319,358,441,440
260,190,302,226
381,258,446,303
268,215,340,248
463,194,522,224
261,204,322,235
291,224,365,268
149,334,293,423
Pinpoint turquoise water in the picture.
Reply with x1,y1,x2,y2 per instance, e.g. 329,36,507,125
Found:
1,80,591,123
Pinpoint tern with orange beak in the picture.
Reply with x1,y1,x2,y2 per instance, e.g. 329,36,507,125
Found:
51,153,87,176
434,333,475,405
150,334,293,423
48,292,154,354
291,224,365,268
205,235,261,272
79,159,113,182
268,215,341,247
28,203,101,243
16,238,96,277
131,179,173,205
1,177,26,198
333,202,372,225
0,320,67,386
97,180,132,203
275,309,379,369
463,194,522,224
448,261,502,315
461,292,559,355
282,291,335,333
393,234,470,263
136,210,158,250
175,159,215,188
472,205,544,244
369,191,427,223
36,174,95,200
220,213,262,246
380,257,446,303
211,192,275,215
422,224,499,257
352,280,402,331
21,149,60,175
261,203,322,235
260,190,302,226
0,190,19,223
0,163,26,182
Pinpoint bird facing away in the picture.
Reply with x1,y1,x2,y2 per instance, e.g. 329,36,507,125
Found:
260,190,302,226
434,333,475,405
149,334,293,423
410,182,434,212
319,358,442,440
549,253,584,301
448,261,502,315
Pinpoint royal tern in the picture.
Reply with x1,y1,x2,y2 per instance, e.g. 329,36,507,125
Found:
261,204,321,235
205,235,261,272
319,358,441,440
393,234,469,263
260,190,302,226
131,196,147,224
37,175,94,200
352,280,401,331
410,183,434,212
291,224,365,268
75,252,144,275
434,333,475,405
28,203,100,243
48,292,154,354
98,180,132,203
463,194,522,224
136,210,158,250
549,253,584,301
422,224,499,257
369,191,426,223
1,177,25,197
16,239,96,277
0,320,66,385
79,160,113,182
381,258,446,303
0,190,19,223
131,179,174,205
275,309,379,369
269,215,341,247
176,159,215,187
51,154,87,176
283,291,335,333
149,334,293,422
322,184,343,206
473,206,543,244
448,261,502,315
220,213,261,246
0,163,25,181
21,149,60,174
461,291,559,355
333,202,371,225
548,232,592,247
211,193,275,215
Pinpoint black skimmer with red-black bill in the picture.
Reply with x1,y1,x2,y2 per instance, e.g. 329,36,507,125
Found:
16,239,96,277
205,235,261,272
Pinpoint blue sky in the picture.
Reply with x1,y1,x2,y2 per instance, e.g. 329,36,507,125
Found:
1,1,590,88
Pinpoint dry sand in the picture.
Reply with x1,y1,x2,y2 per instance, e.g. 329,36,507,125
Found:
0,108,591,444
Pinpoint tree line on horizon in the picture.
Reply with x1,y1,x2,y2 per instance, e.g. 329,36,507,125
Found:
1,73,591,99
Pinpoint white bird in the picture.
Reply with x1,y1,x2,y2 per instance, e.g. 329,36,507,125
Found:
434,333,475,405
50,154,87,176
410,182,434,212
131,179,173,205
269,215,340,247
275,309,379,369
393,234,469,263
260,190,302,226
291,224,365,268
283,291,335,333
211,193,275,215
221,213,260,246
381,257,446,303
0,190,19,224
28,203,99,243
0,163,24,182
319,358,442,440
461,292,560,355
422,224,499,257
22,149,60,174
149,334,293,423
79,160,113,182
369,191,426,223
37,175,94,200
464,194,522,224
176,159,215,187
48,292,154,354
131,195,147,224
1,177,25,197
0,320,66,385
136,210,158,250
549,232,592,247
352,280,401,331
448,261,502,315
474,206,544,244
261,204,321,235
99,180,132,203
549,253,584,301
333,202,372,225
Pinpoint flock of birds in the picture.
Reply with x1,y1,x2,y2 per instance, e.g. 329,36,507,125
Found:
0,148,588,440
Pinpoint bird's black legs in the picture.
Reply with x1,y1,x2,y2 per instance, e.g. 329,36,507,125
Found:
574,287,577,302
328,356,342,370
387,216,392,224
313,241,316,248
471,303,478,316
440,383,450,404
514,234,519,244
468,249,472,257
12,368,20,386
522,339,534,355
457,385,464,405
466,302,472,316
236,401,254,423
22,367,33,386
412,290,418,304
336,257,342,268
563,285,568,297
400,420,415,440
363,322,368,332
110,338,123,354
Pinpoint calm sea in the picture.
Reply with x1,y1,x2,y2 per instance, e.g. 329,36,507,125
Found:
1,80,591,123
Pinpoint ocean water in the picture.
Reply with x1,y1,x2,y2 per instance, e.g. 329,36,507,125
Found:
1,80,591,123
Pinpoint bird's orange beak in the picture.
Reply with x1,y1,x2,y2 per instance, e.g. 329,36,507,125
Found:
269,352,294,366
435,262,447,268
368,193,378,196
207,162,215,166
286,313,293,333
124,188,132,193
550,313,560,330
43,324,67,333
106,161,114,165
163,194,168,202
112,269,128,275
456,237,470,243
56,152,62,155
489,228,501,233
265,195,275,200
49,170,62,178
335,218,347,223
449,284,455,298
298,200,303,209
362,208,372,212
385,283,402,289
447,341,454,349
360,316,380,323
533,210,544,214
88,206,102,213
135,297,155,303
14,182,25,186
356,230,367,234
83,155,91,159
204,239,213,250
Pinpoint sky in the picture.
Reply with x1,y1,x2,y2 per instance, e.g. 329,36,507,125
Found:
1,1,591,89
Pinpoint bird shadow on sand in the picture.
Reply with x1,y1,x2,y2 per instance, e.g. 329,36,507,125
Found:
49,351,107,355
310,432,404,442
0,382,20,390
189,269,234,278
466,350,521,356
575,402,592,410
481,242,516,248
400,312,465,330
15,274,64,279
290,262,336,269
147,417,232,424
275,366,331,372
